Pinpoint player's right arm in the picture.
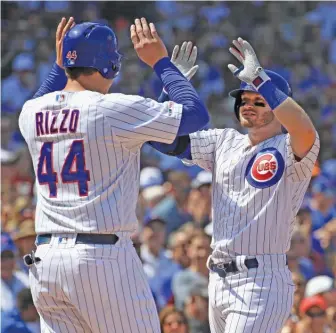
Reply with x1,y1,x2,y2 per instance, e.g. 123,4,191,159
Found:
131,18,209,136
146,39,224,170
32,17,75,99
99,18,210,149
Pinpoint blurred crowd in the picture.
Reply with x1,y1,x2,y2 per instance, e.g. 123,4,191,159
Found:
1,1,335,333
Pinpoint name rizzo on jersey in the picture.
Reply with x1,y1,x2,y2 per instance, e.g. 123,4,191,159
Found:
19,91,182,235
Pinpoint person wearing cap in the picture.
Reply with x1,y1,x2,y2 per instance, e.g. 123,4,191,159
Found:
2,53,36,112
183,280,211,333
296,295,333,333
142,185,166,210
150,36,319,332
305,275,336,308
1,233,29,313
188,171,212,227
12,219,36,275
137,167,165,223
140,218,181,310
309,175,336,232
140,166,164,190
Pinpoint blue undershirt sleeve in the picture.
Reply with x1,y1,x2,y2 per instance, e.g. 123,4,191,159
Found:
33,63,67,99
153,57,209,136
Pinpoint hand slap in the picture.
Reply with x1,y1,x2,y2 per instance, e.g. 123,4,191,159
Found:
130,18,168,68
228,37,264,84
171,41,198,81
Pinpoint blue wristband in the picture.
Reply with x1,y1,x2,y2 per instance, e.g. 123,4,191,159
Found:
153,57,173,77
250,70,288,110
255,78,288,110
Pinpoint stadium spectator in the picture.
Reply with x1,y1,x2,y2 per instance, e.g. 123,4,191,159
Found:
1,233,29,313
159,305,189,333
1,288,40,333
140,218,181,310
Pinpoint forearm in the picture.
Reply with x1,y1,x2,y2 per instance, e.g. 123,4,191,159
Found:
148,136,192,159
258,80,316,158
33,63,67,99
154,57,209,135
273,98,315,136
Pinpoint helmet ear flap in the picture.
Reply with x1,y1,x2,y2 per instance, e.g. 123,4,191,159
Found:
234,93,242,121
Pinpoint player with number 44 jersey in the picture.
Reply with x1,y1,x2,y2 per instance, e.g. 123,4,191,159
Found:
18,17,208,333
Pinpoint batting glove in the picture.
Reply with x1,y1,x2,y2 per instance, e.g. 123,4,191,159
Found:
171,41,199,81
228,37,270,89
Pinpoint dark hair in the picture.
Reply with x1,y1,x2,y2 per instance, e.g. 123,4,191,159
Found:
65,67,98,80
17,288,34,311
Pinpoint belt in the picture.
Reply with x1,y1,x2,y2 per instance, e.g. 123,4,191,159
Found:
36,233,119,246
209,258,259,278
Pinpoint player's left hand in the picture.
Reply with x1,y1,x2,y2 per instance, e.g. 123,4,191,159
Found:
228,37,268,85
56,17,75,68
171,41,199,81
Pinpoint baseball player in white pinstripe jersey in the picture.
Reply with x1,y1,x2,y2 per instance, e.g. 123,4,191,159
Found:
18,17,208,333
153,38,320,332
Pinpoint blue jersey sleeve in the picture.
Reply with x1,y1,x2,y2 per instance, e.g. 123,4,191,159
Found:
33,63,67,99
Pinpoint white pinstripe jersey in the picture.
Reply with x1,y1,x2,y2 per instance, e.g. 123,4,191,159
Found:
19,91,182,234
187,128,320,262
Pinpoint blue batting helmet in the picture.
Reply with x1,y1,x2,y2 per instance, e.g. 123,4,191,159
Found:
62,22,122,79
229,70,292,120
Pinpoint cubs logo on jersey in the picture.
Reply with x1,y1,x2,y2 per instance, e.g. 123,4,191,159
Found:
245,147,285,188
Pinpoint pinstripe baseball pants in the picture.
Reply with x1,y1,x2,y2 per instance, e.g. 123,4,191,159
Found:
208,254,294,333
29,234,160,333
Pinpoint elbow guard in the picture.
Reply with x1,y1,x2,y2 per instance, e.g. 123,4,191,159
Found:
166,135,190,156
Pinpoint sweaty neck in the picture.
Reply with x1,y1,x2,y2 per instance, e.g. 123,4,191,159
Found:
63,77,110,94
63,80,86,92
247,123,282,146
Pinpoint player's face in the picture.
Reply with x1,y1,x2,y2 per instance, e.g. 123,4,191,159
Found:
239,92,274,128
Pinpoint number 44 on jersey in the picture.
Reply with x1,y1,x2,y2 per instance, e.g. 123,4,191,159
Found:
37,140,90,198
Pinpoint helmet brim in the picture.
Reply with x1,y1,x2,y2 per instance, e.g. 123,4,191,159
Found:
229,89,243,98
229,86,258,98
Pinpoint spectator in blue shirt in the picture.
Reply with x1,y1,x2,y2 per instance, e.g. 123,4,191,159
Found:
150,171,193,237
1,233,29,313
1,288,40,333
309,176,336,232
172,230,211,310
140,218,182,310
1,53,36,114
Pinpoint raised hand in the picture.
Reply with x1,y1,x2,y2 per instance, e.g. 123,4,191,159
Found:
130,17,168,68
228,37,267,85
56,17,75,68
171,41,199,81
